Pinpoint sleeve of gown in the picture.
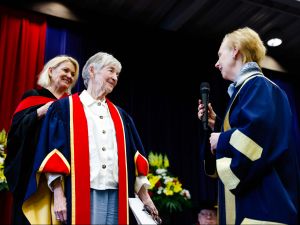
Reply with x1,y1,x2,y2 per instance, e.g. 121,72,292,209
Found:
34,101,71,175
24,101,71,200
4,90,41,193
126,114,151,192
216,77,291,194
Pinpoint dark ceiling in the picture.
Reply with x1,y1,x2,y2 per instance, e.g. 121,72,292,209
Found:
3,0,300,74
68,0,300,74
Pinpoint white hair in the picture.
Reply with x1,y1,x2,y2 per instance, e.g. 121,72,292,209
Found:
82,52,122,88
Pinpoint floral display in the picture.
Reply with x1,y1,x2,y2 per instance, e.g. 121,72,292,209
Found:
147,151,192,216
0,129,8,191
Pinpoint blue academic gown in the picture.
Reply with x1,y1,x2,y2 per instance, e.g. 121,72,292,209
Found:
216,74,300,225
22,93,149,225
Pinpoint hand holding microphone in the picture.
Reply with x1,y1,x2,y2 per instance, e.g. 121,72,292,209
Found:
198,101,216,130
198,82,219,155
198,82,217,131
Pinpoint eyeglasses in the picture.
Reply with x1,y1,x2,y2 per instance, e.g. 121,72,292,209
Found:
143,205,163,224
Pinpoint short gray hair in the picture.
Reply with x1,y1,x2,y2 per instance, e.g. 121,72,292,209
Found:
37,55,79,93
82,52,122,88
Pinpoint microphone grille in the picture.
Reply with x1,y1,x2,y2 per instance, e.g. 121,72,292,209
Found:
200,82,210,93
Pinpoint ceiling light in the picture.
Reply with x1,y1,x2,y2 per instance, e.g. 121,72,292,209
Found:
267,38,282,47
30,2,80,21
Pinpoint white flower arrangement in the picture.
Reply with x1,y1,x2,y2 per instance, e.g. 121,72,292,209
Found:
147,151,192,215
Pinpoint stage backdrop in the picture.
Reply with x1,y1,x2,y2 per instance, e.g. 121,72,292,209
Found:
0,5,299,224
0,6,47,224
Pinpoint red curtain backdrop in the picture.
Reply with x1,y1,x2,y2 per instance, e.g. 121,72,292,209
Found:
0,7,47,131
0,6,47,224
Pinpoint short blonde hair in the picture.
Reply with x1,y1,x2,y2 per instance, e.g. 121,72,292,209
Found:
37,55,79,93
224,27,266,66
82,52,122,88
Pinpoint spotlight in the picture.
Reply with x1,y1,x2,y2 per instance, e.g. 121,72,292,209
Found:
267,38,282,47
265,28,283,47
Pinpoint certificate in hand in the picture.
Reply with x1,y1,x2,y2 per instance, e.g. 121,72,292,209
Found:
128,198,158,225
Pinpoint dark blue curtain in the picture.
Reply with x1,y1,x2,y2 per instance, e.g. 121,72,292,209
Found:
45,25,86,92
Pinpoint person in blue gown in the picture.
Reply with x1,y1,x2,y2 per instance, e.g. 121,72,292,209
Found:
4,55,79,225
198,27,300,224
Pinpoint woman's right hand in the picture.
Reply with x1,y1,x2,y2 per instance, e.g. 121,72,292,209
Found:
198,99,217,130
37,101,54,119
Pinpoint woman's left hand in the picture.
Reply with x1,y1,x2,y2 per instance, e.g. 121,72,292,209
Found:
209,132,220,154
137,185,161,223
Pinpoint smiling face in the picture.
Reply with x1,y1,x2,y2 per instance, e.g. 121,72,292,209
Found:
97,64,120,94
90,64,120,98
49,61,76,92
215,39,237,81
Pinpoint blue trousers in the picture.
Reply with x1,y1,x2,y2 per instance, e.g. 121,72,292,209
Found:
90,189,118,225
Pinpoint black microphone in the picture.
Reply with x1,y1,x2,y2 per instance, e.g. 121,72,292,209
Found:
200,82,210,131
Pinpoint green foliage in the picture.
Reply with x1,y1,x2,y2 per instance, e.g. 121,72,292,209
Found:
0,129,8,191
